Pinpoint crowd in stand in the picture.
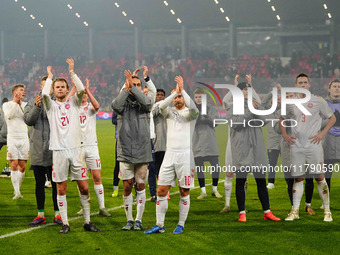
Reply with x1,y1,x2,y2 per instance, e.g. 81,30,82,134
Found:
1,49,339,110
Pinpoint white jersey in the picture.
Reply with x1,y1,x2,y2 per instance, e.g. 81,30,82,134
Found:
79,102,98,146
285,94,333,148
3,101,28,138
160,90,198,151
42,76,84,150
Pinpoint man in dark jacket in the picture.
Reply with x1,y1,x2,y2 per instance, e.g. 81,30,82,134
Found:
112,66,156,231
24,76,62,225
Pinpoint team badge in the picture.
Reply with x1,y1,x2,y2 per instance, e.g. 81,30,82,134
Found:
65,104,70,110
84,107,88,111
308,103,313,108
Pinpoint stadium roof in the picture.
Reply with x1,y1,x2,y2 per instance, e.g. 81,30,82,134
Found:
0,0,339,32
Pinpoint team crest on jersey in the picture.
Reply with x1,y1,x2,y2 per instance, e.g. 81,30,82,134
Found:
308,103,313,108
65,104,70,110
84,107,88,111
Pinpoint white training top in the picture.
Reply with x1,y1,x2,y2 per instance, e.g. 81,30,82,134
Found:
3,101,28,138
160,90,198,151
150,111,155,139
285,94,333,148
42,75,84,150
79,102,98,146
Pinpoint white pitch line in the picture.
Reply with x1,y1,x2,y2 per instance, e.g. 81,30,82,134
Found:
0,180,223,239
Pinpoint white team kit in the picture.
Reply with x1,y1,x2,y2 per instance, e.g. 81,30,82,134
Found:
158,91,198,189
284,94,333,176
79,103,101,170
43,75,88,182
3,101,29,160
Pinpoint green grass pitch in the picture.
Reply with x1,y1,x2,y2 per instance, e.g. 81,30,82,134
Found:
0,120,339,254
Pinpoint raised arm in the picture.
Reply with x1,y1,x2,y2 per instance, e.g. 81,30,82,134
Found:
159,91,178,118
175,76,199,120
85,78,100,111
42,65,53,111
67,58,85,105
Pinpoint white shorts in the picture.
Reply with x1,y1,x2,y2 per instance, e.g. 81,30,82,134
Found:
119,162,148,183
84,145,101,170
7,136,29,161
52,147,88,182
158,150,195,189
290,145,324,177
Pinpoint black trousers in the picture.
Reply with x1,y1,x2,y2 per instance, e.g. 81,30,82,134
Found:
195,156,219,188
267,149,280,184
236,169,269,212
32,165,58,212
113,140,120,187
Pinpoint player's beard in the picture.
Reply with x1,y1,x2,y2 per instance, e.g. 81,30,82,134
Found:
174,101,184,110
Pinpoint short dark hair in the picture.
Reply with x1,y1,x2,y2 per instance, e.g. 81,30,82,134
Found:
328,79,340,89
295,73,310,83
157,89,166,96
131,76,142,83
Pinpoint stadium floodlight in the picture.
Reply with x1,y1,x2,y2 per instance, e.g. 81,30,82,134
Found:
271,6,276,11
276,15,280,20
164,1,168,6
170,9,175,15
177,18,181,23
220,8,224,13
122,11,127,16
214,0,219,4
225,16,230,22
115,2,119,7
328,13,332,19
323,4,328,10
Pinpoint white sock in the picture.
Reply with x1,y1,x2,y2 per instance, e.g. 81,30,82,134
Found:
94,184,105,209
11,171,19,194
239,210,246,214
178,195,190,227
123,193,133,221
38,211,45,218
80,194,91,224
212,185,218,193
57,195,68,225
200,187,206,194
135,189,146,222
317,179,330,210
18,171,25,187
113,186,118,191
305,203,311,207
264,209,270,214
55,211,60,217
292,180,303,210
224,177,233,207
156,196,168,227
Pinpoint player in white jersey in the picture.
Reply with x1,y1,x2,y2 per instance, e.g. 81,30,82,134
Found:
145,76,199,235
281,73,336,222
43,60,101,234
3,84,28,199
69,78,111,217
